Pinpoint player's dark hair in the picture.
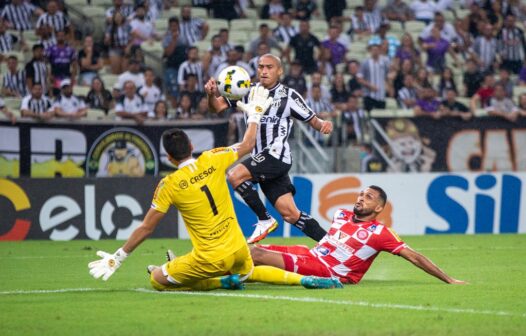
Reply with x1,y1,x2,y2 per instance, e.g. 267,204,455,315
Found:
369,185,387,205
162,128,192,161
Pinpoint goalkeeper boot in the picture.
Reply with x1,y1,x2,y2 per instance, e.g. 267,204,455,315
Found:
300,276,344,289
247,218,279,244
220,274,245,290
147,265,159,274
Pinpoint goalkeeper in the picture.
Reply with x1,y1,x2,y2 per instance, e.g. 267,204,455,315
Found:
88,85,342,291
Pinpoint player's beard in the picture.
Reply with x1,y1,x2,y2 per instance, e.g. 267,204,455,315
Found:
353,205,373,217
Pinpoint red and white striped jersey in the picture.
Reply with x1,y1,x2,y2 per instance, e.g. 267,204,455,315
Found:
310,208,407,284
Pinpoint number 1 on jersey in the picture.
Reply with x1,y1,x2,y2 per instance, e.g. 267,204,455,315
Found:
200,185,218,216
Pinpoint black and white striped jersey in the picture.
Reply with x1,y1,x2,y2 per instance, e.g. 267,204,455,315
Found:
25,59,49,93
36,11,71,33
177,60,204,90
179,18,205,46
358,56,390,101
471,36,498,71
2,69,27,97
273,25,298,45
497,27,526,62
228,83,316,164
1,2,37,31
21,94,53,114
0,32,18,52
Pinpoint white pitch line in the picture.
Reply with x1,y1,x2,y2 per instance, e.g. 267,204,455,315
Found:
3,287,519,319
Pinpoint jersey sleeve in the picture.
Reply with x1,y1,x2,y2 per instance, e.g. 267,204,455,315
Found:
206,147,239,171
150,178,173,213
289,90,315,122
379,227,407,255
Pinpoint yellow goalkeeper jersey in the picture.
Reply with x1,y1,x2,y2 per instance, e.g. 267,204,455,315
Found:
151,147,246,262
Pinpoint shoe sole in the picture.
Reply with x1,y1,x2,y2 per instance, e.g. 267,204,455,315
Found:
247,221,279,244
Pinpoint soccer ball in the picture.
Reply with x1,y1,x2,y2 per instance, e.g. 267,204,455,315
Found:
216,66,251,100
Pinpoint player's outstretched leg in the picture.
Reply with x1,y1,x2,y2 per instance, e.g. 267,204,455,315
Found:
300,276,344,289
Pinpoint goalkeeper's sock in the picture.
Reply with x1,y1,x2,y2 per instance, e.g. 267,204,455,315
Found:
293,212,327,242
248,265,303,285
235,181,271,221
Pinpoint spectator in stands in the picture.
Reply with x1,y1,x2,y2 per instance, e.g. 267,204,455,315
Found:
419,12,458,43
410,0,438,24
287,20,321,74
470,23,498,73
138,68,164,118
347,59,363,97
105,11,133,74
162,17,187,105
36,0,72,40
0,19,24,55
315,45,333,80
307,71,331,101
196,96,215,119
438,67,457,98
86,77,113,113
470,73,496,110
415,66,432,88
203,34,226,79
218,28,234,56
382,0,414,25
295,0,319,20
497,68,514,98
394,33,421,69
248,24,282,61
178,46,204,93
323,0,346,23
306,84,334,145
0,97,16,124
78,36,103,86
53,79,87,120
21,82,54,120
486,83,520,122
215,46,253,78
358,42,390,111
322,25,347,68
463,58,483,97
180,73,203,109
25,44,49,94
414,85,441,118
153,100,169,119
116,59,145,93
46,30,76,96
282,60,307,97
363,0,383,34
179,5,209,46
498,14,526,74
421,27,458,74
36,22,57,50
341,95,369,145
439,88,471,120
105,0,134,25
248,42,271,80
518,93,526,116
175,93,194,119
328,17,351,46
274,12,298,45
1,0,44,31
2,55,27,98
115,81,148,124
348,6,373,39
398,74,418,109
130,4,158,46
368,22,400,59
261,0,286,20
330,73,350,110
210,0,240,21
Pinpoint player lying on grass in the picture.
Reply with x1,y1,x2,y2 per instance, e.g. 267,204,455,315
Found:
250,185,467,285
88,85,342,291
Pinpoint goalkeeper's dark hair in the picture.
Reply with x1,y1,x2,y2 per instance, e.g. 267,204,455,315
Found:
368,185,387,205
162,128,192,161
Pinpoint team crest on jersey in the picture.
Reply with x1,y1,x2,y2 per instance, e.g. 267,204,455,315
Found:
356,229,370,240
179,180,188,189
274,86,288,99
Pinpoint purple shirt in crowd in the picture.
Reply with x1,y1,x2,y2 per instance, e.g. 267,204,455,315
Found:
423,37,449,71
321,39,347,67
520,66,526,83
46,44,76,78
395,47,420,62
417,98,441,113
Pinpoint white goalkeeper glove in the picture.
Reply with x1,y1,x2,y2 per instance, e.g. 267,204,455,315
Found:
236,85,273,124
88,248,128,281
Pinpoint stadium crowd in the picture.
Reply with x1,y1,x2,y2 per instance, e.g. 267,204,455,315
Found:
2,0,526,144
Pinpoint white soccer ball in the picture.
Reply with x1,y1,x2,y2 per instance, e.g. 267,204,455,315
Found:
216,66,251,100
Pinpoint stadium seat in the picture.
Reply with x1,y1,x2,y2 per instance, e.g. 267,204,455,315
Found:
244,8,259,19
346,0,362,8
370,109,396,118
85,109,107,121
474,108,488,117
155,19,169,32
195,40,211,57
229,31,249,45
514,86,526,98
66,0,88,9
83,7,106,18
386,98,398,110
395,109,415,117
192,7,208,19
230,19,255,31
405,21,427,33
343,9,354,18
310,20,328,34
207,19,229,32
256,19,278,30
73,86,90,97
161,8,179,20
101,74,119,89
3,98,22,110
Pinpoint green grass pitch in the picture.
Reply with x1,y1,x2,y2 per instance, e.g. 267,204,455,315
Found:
1,235,525,336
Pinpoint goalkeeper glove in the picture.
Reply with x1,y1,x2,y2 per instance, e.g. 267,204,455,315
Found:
236,84,273,124
88,248,128,281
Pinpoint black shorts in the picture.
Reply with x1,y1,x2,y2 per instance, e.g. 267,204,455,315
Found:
240,150,296,205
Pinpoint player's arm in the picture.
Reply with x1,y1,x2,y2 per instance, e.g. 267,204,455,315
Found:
308,116,333,135
204,77,229,113
88,208,165,281
399,247,467,284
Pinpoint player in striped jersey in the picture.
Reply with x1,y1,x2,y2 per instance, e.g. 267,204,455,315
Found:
21,82,54,120
251,185,467,285
205,54,333,244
